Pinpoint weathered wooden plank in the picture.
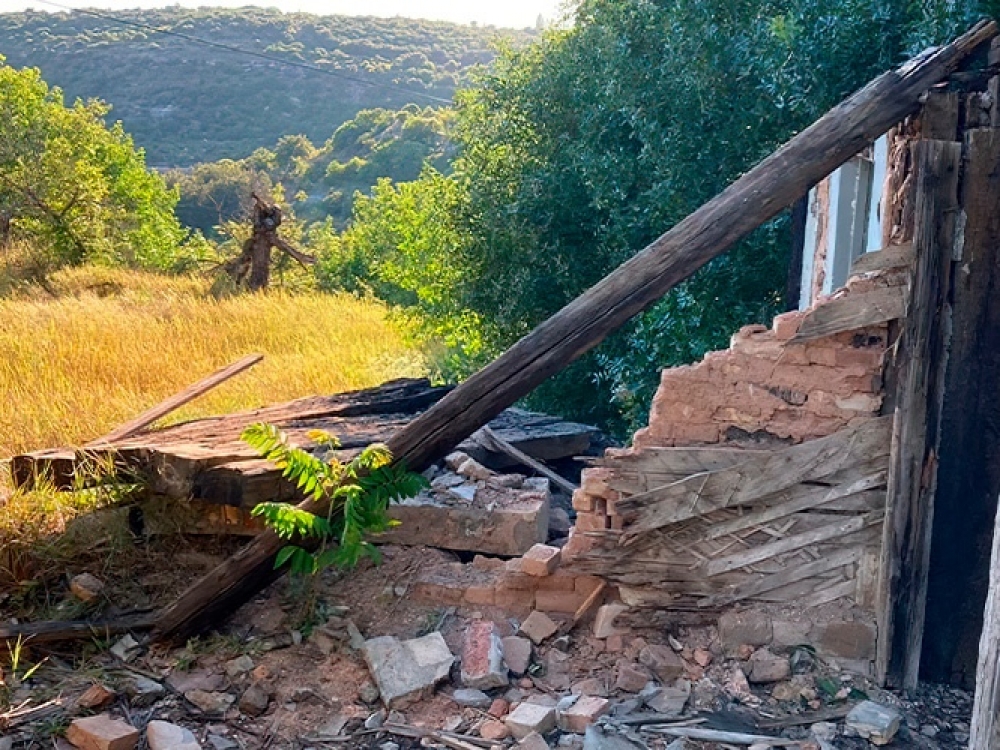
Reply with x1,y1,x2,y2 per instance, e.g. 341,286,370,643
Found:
876,139,962,691
850,243,915,274
923,128,1000,686
699,548,862,608
706,472,886,540
618,417,890,539
90,354,264,445
151,24,998,643
476,426,577,494
791,285,907,342
969,493,1000,750
596,447,766,474
706,512,882,577
798,579,859,608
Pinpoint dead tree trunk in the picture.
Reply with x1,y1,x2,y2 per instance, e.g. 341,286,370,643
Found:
970,493,1000,749
227,194,315,291
151,21,998,643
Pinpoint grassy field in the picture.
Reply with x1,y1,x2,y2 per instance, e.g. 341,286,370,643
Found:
0,265,424,596
0,265,424,457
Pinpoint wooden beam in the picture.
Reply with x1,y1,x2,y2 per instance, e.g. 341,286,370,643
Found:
791,285,906,342
89,354,263,445
876,139,962,691
970,493,1000,750
476,427,577,495
150,23,997,644
0,612,156,646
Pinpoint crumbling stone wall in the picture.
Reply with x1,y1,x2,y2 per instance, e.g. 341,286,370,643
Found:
566,269,894,558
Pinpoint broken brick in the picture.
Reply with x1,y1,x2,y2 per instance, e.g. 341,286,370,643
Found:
521,544,562,576
65,714,139,750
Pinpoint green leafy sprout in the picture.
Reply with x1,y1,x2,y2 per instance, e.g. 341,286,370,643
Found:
242,423,428,576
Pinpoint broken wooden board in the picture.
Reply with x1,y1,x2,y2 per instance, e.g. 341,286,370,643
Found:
851,243,915,274
791,284,907,343
10,379,597,506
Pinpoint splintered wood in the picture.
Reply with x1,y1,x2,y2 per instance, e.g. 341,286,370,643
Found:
574,416,891,612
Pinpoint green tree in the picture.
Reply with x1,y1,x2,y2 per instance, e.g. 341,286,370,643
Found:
0,58,184,269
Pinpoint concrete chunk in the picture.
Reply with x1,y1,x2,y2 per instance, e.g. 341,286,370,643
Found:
502,636,533,675
519,611,559,645
638,644,683,682
66,714,139,750
461,620,508,690
453,688,492,709
557,695,610,733
845,700,901,745
747,649,791,684
146,720,200,750
506,702,557,740
362,633,454,709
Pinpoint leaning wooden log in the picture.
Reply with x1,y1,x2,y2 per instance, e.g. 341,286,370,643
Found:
89,353,264,445
0,612,156,647
151,22,997,644
969,492,1000,750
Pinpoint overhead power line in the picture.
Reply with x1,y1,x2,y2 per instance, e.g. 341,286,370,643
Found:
29,0,455,105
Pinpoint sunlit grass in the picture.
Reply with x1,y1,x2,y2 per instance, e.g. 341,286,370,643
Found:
0,264,424,596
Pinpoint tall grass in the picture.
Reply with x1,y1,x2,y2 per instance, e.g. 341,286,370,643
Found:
0,266,424,597
0,266,424,456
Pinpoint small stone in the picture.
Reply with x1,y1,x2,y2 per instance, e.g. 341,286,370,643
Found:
124,675,164,707
771,682,799,701
614,663,650,693
736,644,755,660
502,636,533,675
381,743,400,750
66,714,139,750
76,683,115,709
582,725,644,750
605,635,625,652
225,655,254,677
480,720,511,741
453,688,492,709
69,573,105,603
644,681,690,718
724,668,753,701
167,671,224,694
365,710,387,729
549,507,571,536
519,611,559,645
592,604,629,639
488,697,510,717
207,736,238,750
521,544,562,576
110,634,141,662
845,701,901,746
692,648,712,667
519,731,551,750
239,684,270,717
359,680,380,704
920,724,939,738
747,649,790,684
146,720,200,750
444,452,470,471
571,677,609,697
319,714,349,736
558,695,610,733
184,690,235,714
457,458,495,481
639,644,683,682
810,722,837,742
506,701,557,740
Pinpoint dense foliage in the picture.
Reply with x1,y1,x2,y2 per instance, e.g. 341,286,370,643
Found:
166,105,453,234
0,57,184,271
330,0,999,433
0,8,533,165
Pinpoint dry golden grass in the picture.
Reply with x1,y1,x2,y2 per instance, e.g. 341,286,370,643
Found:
0,265,424,456
0,265,424,596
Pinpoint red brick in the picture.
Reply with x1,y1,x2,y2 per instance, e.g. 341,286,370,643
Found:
574,512,609,533
534,589,585,614
672,423,720,445
66,715,139,750
772,311,803,340
464,585,496,606
835,347,885,368
574,575,605,596
804,344,839,366
535,570,577,592
571,489,595,512
494,587,535,613
412,581,464,606
521,544,562,576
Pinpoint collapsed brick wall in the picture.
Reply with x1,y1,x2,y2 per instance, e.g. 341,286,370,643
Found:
566,268,897,559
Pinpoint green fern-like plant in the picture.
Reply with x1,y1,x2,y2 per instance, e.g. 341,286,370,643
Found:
242,423,427,576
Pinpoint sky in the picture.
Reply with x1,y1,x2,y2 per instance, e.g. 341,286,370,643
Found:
0,0,567,29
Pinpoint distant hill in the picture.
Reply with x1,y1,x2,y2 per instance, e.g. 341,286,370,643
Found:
0,8,534,166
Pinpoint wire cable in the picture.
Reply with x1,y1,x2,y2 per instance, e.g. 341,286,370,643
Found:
29,0,455,105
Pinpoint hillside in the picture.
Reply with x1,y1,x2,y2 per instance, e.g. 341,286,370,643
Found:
0,8,534,166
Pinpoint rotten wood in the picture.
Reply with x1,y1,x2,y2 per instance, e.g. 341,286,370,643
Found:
89,354,264,445
0,612,156,647
876,139,962,691
616,417,890,538
152,23,997,643
850,243,915,274
791,284,907,342
643,725,798,746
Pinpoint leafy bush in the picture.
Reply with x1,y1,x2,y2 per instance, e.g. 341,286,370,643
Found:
242,424,427,575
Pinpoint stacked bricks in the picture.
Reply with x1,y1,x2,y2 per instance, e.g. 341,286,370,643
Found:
412,548,606,616
565,271,895,559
